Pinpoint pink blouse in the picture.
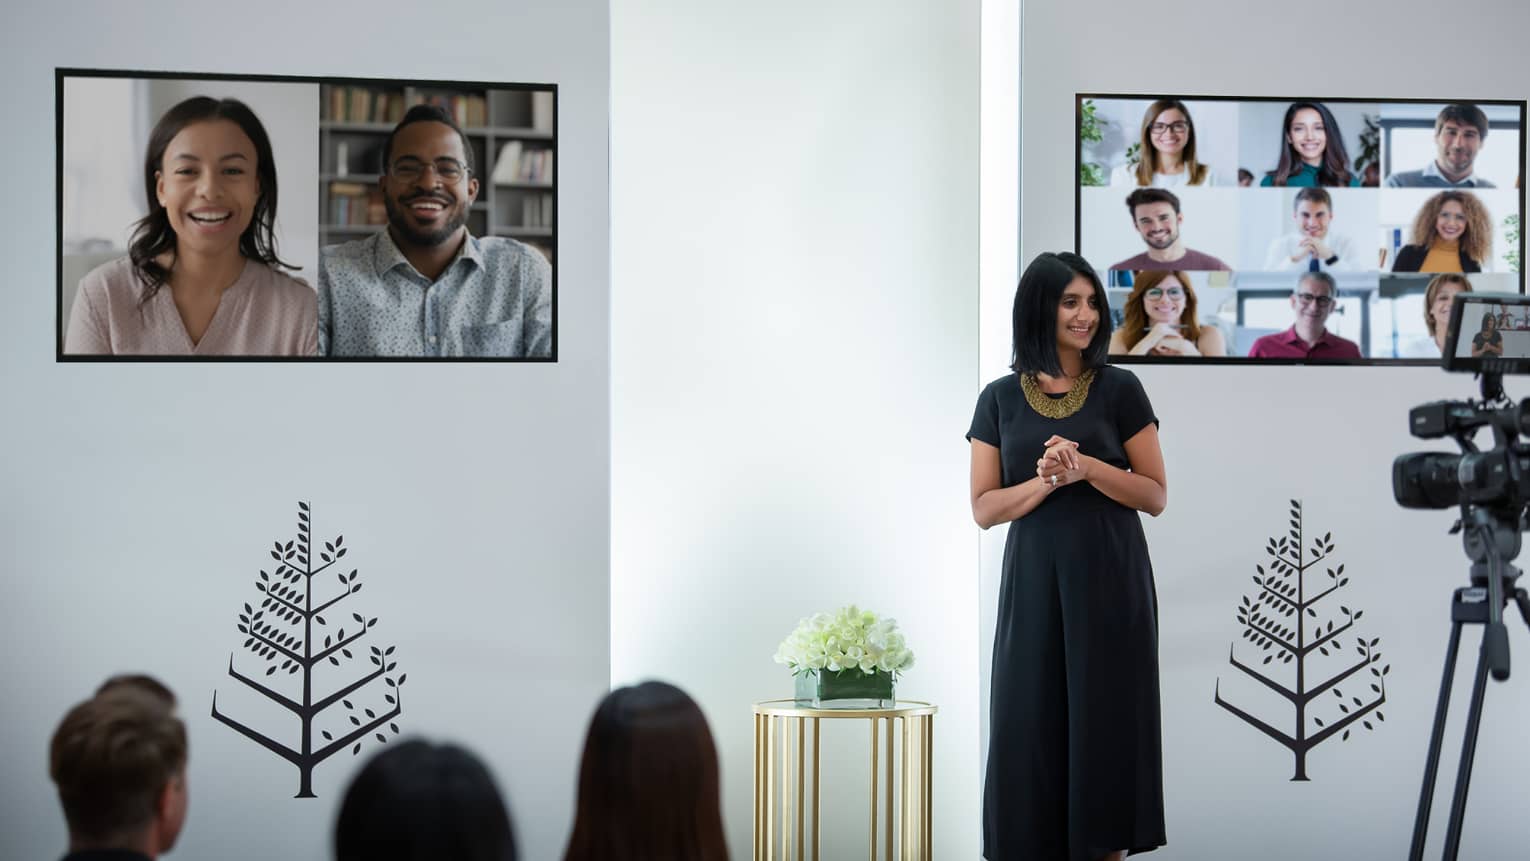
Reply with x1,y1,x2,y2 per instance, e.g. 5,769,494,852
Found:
65,257,318,356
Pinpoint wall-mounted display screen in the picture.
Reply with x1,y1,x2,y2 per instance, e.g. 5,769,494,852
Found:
1077,94,1526,364
58,69,557,361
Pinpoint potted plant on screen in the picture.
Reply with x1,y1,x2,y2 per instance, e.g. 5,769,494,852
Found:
774,606,915,708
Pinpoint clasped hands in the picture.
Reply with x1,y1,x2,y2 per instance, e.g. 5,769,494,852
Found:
1290,236,1334,264
1036,434,1089,489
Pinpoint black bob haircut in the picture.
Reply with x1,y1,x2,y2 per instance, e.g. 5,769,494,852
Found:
382,104,475,174
1011,252,1111,378
334,739,517,861
128,96,293,305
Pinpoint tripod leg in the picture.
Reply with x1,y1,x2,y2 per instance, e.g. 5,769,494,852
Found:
1410,621,1463,861
1513,588,1530,629
1441,634,1494,861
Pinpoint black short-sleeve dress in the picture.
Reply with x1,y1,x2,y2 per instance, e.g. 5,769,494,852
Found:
968,365,1166,860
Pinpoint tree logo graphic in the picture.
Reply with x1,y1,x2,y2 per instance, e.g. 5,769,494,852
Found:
212,501,406,798
1214,499,1389,781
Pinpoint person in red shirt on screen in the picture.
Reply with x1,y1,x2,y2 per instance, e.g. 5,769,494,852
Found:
1246,271,1362,359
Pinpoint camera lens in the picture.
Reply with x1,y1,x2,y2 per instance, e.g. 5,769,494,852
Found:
1393,452,1464,509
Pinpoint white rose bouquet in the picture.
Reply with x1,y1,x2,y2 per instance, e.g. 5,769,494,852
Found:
773,605,915,677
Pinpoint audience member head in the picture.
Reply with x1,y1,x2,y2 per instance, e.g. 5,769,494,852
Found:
1409,190,1491,266
564,681,727,861
1118,270,1200,351
1434,103,1489,180
128,96,289,304
1424,274,1472,342
1010,252,1110,378
50,677,188,858
1133,99,1208,185
335,739,517,861
1268,101,1353,187
96,674,178,705
1237,167,1254,187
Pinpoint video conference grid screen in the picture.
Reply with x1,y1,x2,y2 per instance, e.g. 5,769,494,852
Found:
1076,94,1527,364
58,69,557,361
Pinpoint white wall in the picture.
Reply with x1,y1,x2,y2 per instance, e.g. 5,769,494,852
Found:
611,1,981,857
0,2,608,860
985,0,1530,857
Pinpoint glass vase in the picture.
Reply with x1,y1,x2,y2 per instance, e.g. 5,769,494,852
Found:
793,668,895,709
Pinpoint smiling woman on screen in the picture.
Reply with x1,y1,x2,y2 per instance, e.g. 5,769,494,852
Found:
1111,99,1217,187
64,96,316,356
1260,102,1360,188
1109,270,1227,357
1391,191,1492,274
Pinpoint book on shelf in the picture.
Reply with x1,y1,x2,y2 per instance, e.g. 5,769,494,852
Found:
519,194,555,229
326,86,407,124
328,181,385,227
490,142,554,185
418,92,487,128
531,91,554,133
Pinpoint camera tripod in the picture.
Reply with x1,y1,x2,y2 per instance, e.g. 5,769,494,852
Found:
1408,507,1530,860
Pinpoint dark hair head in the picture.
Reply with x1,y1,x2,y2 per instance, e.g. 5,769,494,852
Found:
1268,102,1354,187
50,683,187,844
1293,187,1333,212
383,104,475,174
1134,98,1208,185
1423,274,1472,337
1010,252,1110,377
335,739,517,861
1125,187,1180,217
1437,103,1489,139
564,681,727,861
1483,311,1497,332
1237,168,1254,183
128,96,291,304
1297,270,1338,297
96,674,178,706
1118,270,1200,351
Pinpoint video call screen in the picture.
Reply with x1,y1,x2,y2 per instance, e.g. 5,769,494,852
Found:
1076,94,1527,364
58,69,557,361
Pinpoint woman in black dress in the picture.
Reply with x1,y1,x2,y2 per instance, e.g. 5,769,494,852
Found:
968,252,1168,860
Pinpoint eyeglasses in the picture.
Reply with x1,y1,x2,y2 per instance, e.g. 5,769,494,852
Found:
389,157,469,183
1149,121,1189,136
1144,287,1185,300
1294,292,1335,308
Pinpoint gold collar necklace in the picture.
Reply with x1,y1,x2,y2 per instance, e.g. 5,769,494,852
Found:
1019,368,1096,419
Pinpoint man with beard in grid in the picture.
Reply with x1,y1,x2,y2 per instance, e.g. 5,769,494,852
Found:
317,104,552,357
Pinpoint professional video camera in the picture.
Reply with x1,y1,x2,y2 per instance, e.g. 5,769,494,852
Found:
1394,292,1530,511
1393,291,1530,861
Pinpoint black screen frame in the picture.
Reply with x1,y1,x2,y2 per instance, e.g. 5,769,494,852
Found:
1075,92,1528,368
56,67,559,364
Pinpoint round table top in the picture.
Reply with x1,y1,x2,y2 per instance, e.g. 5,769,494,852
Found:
752,698,937,718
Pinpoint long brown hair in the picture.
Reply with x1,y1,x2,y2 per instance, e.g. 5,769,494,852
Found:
1410,191,1492,267
564,682,727,861
1422,274,1473,337
128,96,294,306
1134,99,1209,185
1266,102,1354,187
1117,270,1200,350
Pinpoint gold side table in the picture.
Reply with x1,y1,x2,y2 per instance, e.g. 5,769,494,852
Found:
752,699,937,860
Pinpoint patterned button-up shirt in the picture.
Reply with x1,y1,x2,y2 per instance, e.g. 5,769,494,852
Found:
318,229,552,358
